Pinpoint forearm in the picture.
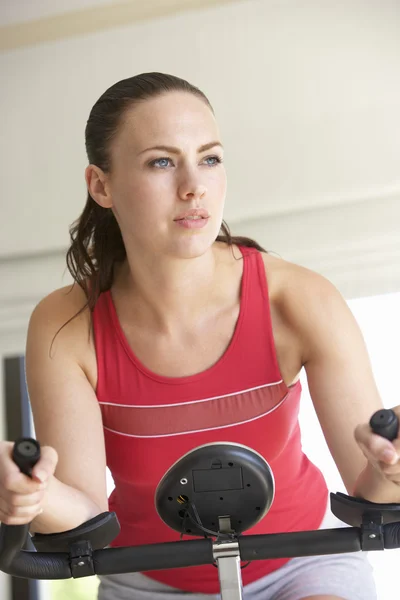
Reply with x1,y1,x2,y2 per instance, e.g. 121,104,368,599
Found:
29,474,104,534
352,461,400,504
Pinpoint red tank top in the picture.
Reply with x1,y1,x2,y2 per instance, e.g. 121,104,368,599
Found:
93,245,328,593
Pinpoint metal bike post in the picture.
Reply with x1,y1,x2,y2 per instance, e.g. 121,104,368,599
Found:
212,517,243,600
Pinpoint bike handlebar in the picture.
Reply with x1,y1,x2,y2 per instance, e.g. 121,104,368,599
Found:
1,521,400,579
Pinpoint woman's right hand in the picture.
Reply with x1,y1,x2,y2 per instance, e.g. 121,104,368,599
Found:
0,441,58,525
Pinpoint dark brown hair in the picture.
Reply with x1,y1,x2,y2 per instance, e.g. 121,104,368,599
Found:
66,72,266,318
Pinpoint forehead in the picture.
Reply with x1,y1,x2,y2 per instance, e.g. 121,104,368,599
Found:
116,92,218,149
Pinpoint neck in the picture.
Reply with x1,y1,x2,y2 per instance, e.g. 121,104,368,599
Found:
114,244,223,333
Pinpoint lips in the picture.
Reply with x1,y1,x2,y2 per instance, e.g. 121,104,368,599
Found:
174,208,210,221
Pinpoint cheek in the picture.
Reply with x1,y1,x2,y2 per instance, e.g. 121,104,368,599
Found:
113,179,171,229
212,165,227,189
212,171,227,204
129,170,174,201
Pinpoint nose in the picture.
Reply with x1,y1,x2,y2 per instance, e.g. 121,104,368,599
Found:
178,179,208,202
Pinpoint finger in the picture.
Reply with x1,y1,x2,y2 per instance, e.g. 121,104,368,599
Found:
0,497,43,521
356,437,396,470
1,470,46,495
31,446,58,484
355,423,399,465
0,507,43,526
392,437,400,455
0,489,45,508
377,459,400,478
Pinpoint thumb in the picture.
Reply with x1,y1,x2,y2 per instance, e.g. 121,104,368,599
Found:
31,446,58,484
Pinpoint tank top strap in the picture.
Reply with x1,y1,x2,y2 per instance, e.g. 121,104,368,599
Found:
236,245,284,384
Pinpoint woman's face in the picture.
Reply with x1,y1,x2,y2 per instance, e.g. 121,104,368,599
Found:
106,91,227,259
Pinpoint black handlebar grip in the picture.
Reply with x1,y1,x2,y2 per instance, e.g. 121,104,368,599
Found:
369,409,399,442
12,438,41,478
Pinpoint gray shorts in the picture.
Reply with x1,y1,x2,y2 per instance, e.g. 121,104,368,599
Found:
97,504,377,600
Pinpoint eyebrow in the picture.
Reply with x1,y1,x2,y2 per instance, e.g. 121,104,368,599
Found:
137,141,224,156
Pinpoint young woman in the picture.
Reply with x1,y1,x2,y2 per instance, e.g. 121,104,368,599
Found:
1,73,400,600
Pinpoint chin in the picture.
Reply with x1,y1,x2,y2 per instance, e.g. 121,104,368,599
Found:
171,234,217,259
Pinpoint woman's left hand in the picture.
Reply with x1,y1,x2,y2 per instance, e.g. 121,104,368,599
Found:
354,406,400,490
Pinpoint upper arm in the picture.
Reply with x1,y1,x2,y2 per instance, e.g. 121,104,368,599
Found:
283,267,384,493
25,285,108,512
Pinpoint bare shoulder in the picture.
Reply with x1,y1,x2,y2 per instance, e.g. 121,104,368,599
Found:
28,283,93,367
259,251,351,362
30,283,90,334
259,251,340,302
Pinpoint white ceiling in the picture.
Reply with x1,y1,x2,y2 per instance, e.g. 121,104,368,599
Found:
0,0,119,27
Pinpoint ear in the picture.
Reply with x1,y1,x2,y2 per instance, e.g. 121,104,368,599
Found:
85,165,113,209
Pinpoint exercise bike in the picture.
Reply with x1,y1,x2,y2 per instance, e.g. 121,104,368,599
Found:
1,409,400,599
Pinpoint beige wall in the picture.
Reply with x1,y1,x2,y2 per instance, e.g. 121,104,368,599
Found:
0,0,399,258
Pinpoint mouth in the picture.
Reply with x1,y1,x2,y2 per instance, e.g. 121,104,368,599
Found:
174,209,210,221
174,215,210,229
175,216,206,221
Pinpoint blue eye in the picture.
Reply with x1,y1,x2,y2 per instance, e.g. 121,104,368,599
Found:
204,155,223,166
150,157,172,168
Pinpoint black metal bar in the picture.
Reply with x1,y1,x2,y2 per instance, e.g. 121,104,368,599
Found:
93,538,215,575
1,522,400,580
239,527,361,561
3,356,39,600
